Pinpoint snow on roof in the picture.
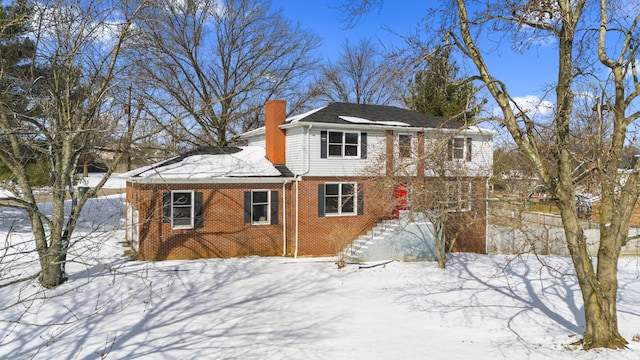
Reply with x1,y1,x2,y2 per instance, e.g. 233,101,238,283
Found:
464,125,500,136
337,115,371,124
337,116,410,127
125,146,283,180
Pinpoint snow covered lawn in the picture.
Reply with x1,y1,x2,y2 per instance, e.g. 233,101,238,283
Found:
1,194,640,359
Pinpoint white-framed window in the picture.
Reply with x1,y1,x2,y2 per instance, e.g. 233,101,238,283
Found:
398,134,412,158
448,137,472,161
328,131,360,158
445,182,472,212
320,130,367,159
170,191,194,229
244,190,279,225
251,190,270,225
324,182,357,216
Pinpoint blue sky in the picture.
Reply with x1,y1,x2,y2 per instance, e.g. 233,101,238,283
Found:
271,0,558,114
271,0,431,58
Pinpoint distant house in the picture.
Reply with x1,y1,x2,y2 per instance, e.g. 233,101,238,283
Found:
124,101,496,260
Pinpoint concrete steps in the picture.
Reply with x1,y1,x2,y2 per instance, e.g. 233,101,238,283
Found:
341,219,401,262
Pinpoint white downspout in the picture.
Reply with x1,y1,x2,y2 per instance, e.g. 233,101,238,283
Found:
485,177,489,254
295,179,299,258
282,180,288,256
294,124,313,258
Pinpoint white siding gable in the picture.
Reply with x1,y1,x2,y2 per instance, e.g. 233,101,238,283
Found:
305,127,386,177
247,137,265,149
285,126,305,174
243,123,494,179
421,131,493,178
283,125,494,178
245,129,265,149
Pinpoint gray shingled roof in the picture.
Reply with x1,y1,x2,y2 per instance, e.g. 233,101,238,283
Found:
284,102,464,129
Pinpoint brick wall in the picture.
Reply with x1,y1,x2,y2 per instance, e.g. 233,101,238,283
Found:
295,177,389,256
127,182,291,260
126,175,487,260
444,179,488,254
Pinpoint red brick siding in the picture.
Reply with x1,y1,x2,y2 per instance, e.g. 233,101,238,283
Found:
294,177,388,256
127,182,291,260
126,175,487,260
445,179,488,254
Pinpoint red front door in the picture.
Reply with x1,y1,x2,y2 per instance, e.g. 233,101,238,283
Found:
394,184,408,219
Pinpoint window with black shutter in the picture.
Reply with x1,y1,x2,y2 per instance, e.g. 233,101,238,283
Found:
447,137,473,161
319,182,358,216
163,191,201,229
244,190,278,225
321,130,363,159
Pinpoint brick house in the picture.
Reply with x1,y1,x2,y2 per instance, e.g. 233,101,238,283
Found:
124,100,496,260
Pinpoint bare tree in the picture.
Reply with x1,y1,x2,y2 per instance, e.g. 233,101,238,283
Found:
315,38,402,105
415,142,486,269
364,130,490,269
129,0,321,148
449,0,640,349
0,0,148,288
343,0,640,350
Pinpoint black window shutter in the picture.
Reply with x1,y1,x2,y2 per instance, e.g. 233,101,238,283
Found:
162,192,171,223
194,192,203,228
361,132,367,159
447,140,453,161
318,184,325,217
244,191,251,223
271,191,279,225
320,131,327,159
357,183,364,215
466,137,472,161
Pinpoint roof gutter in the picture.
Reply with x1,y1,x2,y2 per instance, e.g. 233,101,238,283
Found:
126,176,296,185
279,121,498,137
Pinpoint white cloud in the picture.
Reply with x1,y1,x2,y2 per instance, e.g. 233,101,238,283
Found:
511,95,554,116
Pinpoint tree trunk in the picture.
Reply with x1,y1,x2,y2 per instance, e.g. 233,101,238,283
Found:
559,198,627,349
451,0,631,350
38,246,67,289
582,280,627,349
582,230,627,349
434,215,447,269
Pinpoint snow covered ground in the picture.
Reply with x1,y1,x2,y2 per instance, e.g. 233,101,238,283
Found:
0,173,126,199
1,193,640,359
78,173,127,189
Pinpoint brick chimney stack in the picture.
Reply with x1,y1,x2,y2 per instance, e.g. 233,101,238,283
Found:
265,99,286,165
